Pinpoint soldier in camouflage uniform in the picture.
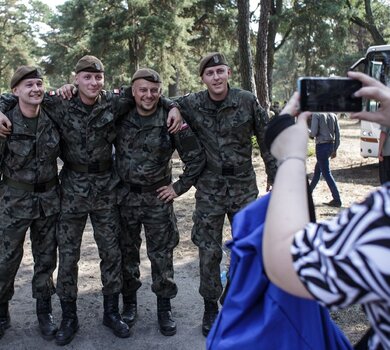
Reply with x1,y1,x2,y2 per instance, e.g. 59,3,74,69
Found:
0,56,131,344
44,56,132,345
0,66,60,340
114,68,205,336
176,53,277,336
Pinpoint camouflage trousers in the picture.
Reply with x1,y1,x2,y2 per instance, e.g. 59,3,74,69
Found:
191,188,258,302
56,190,123,302
119,203,179,299
0,212,57,302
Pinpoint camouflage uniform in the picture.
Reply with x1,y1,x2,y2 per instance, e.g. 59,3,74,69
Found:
114,105,205,299
0,104,60,303
42,92,124,302
176,88,277,301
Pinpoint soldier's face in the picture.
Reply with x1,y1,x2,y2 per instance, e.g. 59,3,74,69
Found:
132,79,162,116
75,71,104,105
201,65,231,101
12,79,44,106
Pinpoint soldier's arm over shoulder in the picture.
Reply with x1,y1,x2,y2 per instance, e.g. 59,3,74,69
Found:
171,123,205,196
250,93,277,184
160,96,180,111
0,93,18,112
172,93,197,125
110,87,134,121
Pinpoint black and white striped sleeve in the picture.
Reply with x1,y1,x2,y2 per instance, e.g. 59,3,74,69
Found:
291,185,390,310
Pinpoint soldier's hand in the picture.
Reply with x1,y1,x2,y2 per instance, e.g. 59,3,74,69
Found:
0,112,12,138
156,184,178,203
167,107,183,134
57,84,77,100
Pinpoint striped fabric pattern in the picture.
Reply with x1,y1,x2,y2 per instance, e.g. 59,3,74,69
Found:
292,184,390,350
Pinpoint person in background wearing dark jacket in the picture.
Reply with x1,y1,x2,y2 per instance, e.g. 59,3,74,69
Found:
309,112,342,207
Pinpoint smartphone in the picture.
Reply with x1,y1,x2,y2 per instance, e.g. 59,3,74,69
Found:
298,77,363,112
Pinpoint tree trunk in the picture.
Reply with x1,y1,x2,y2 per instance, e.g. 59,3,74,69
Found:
255,0,271,110
237,0,255,92
266,0,283,102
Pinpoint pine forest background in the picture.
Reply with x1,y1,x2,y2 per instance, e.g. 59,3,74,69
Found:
1,0,389,110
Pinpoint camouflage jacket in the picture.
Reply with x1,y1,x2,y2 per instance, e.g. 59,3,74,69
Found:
0,92,178,198
176,88,277,196
114,105,205,206
0,104,60,218
43,92,126,197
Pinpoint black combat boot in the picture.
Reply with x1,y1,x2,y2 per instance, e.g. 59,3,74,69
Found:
36,298,58,340
121,293,137,328
157,296,176,336
0,302,10,339
202,299,219,337
103,293,130,338
55,300,79,346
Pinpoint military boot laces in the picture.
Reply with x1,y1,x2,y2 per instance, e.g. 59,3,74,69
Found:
157,297,176,336
55,301,79,346
122,294,137,328
0,302,11,339
103,294,130,338
36,299,58,340
202,299,219,337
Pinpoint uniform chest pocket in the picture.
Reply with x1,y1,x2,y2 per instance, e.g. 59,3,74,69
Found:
223,112,252,141
6,136,35,170
94,114,116,144
37,129,61,161
144,129,172,158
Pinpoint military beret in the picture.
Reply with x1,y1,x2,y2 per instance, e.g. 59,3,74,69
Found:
10,66,43,89
131,68,161,84
199,52,228,76
75,55,104,73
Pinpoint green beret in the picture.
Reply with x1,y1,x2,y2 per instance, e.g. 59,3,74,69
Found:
10,66,43,89
131,68,161,84
75,55,104,73
199,52,228,76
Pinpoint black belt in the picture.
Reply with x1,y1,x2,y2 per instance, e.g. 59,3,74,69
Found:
206,160,253,176
65,160,112,173
3,175,59,193
125,177,171,194
317,141,334,145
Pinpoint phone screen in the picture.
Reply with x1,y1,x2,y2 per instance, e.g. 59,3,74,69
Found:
298,77,363,112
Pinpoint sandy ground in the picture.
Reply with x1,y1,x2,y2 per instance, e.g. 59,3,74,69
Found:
0,118,379,349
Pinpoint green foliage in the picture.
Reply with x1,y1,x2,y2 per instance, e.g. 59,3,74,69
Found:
1,0,389,100
271,0,390,102
0,0,50,92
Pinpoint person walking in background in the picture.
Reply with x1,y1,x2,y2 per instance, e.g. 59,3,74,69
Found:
309,112,342,207
176,52,277,336
378,125,390,184
114,68,205,336
0,66,60,341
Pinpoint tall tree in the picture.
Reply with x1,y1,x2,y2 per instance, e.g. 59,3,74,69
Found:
347,0,387,45
255,0,271,109
237,0,255,92
0,0,48,92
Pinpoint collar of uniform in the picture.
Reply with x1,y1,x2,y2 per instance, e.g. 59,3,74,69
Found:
72,91,104,112
9,104,38,136
132,104,166,128
203,85,239,110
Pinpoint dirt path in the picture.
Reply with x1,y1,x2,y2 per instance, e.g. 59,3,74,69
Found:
1,118,378,349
